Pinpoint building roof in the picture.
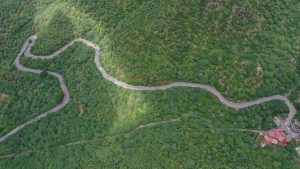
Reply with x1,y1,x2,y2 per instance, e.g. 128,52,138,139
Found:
260,128,288,147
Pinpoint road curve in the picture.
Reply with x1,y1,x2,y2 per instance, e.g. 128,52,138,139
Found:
0,37,70,142
0,35,297,142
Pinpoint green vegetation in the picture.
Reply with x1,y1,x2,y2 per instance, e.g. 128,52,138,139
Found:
31,10,75,55
0,0,62,137
30,0,300,101
0,0,299,168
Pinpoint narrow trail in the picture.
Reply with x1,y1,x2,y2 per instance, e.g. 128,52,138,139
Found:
0,117,262,159
1,35,297,142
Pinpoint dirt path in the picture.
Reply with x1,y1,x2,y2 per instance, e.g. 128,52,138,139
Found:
0,117,263,159
1,35,297,142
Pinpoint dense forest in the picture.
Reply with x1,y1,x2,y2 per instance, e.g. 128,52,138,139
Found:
0,0,299,168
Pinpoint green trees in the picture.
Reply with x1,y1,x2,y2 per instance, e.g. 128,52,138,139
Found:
0,0,299,168
32,9,75,55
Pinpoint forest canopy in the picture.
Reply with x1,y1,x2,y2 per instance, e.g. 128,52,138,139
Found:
0,0,299,168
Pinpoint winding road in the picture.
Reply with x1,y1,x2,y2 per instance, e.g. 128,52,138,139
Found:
0,35,298,142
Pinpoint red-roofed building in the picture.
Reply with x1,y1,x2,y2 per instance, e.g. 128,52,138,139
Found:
260,128,289,147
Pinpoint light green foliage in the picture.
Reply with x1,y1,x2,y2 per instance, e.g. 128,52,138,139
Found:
0,0,299,168
31,10,75,55
0,0,62,137
30,0,300,101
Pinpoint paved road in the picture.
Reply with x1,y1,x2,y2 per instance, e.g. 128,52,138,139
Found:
0,35,298,142
0,37,70,142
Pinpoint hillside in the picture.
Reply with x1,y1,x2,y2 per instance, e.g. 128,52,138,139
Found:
0,0,299,168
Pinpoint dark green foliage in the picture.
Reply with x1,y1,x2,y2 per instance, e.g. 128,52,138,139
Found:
0,0,299,168
61,0,299,101
31,10,75,55
0,0,62,137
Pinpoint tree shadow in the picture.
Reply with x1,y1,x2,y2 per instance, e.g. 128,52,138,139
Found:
31,9,75,55
0,0,63,139
0,1,299,168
